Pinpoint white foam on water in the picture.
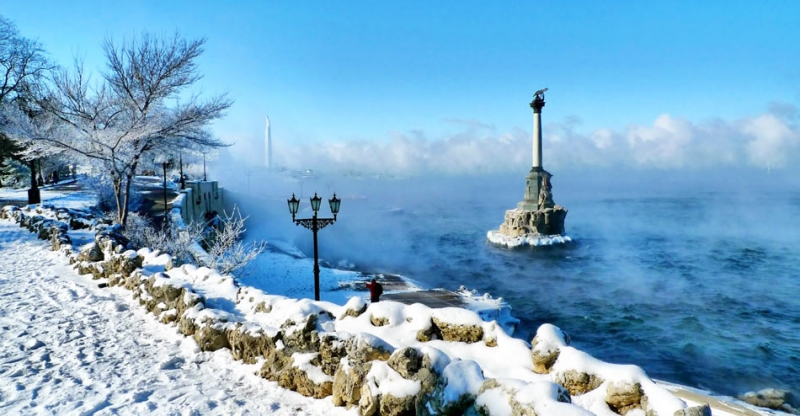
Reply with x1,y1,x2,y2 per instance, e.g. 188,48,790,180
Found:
486,230,573,248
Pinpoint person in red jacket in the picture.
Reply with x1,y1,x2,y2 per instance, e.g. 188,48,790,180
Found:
366,278,383,303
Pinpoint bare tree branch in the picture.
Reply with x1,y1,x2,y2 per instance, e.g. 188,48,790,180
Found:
0,16,52,104
4,31,231,227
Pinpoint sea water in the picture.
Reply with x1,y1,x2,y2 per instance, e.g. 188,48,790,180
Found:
240,168,800,396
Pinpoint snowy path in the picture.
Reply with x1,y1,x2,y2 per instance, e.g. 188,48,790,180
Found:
0,221,355,415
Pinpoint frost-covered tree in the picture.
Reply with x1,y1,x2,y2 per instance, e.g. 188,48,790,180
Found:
0,102,63,195
12,33,231,227
0,16,50,104
0,133,22,187
0,16,53,192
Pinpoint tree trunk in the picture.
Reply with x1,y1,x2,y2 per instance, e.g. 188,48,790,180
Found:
120,173,134,229
27,159,40,204
112,175,123,224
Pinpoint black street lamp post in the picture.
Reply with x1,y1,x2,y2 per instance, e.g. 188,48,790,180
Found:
287,192,341,301
179,154,185,190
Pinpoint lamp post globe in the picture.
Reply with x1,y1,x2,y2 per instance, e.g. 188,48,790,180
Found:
310,193,322,212
287,194,300,219
329,194,341,219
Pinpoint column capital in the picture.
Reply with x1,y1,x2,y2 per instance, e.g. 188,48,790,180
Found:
530,96,545,113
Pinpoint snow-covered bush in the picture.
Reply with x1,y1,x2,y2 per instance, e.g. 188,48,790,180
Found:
201,207,266,276
123,211,153,249
124,208,265,276
122,212,200,267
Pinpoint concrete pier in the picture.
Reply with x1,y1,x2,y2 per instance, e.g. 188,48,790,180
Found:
360,274,467,308
382,290,467,308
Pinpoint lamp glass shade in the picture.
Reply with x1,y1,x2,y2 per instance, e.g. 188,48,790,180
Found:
287,194,300,215
329,194,341,215
310,193,322,212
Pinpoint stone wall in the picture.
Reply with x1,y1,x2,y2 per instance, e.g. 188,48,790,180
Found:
2,204,704,416
173,180,226,226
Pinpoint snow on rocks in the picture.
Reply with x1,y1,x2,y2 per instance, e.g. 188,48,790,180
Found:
278,352,334,399
1,204,704,416
532,323,571,374
476,379,593,416
340,296,368,319
487,229,573,248
420,359,486,415
360,360,421,416
537,324,687,416
1,205,73,251
738,388,799,414
455,286,520,335
332,357,374,408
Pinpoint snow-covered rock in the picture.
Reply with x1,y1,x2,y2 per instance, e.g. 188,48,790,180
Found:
277,352,334,399
739,388,799,414
332,357,373,408
532,323,571,374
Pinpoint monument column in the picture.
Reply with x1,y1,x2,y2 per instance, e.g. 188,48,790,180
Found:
531,94,545,170
518,89,549,212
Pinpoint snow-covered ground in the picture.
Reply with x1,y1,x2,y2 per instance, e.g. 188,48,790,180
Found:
0,184,779,416
0,219,356,415
0,179,95,210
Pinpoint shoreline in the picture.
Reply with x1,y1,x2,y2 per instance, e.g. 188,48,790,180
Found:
0,197,788,415
262,239,795,414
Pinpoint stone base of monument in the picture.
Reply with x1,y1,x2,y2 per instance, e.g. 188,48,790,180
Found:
487,206,570,248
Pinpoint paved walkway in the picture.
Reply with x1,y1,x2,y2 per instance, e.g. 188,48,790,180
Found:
134,177,180,226
0,179,82,207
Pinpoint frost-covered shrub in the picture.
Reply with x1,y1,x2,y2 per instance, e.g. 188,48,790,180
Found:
124,212,153,249
123,209,265,276
201,207,266,276
123,212,199,266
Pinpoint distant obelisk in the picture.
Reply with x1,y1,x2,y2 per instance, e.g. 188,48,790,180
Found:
265,116,272,170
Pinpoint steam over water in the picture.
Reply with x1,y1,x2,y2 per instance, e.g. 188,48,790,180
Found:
232,168,800,396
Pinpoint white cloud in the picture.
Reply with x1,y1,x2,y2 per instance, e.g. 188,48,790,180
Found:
263,104,800,175
742,114,798,168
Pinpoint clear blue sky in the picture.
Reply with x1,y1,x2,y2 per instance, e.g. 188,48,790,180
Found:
3,1,800,147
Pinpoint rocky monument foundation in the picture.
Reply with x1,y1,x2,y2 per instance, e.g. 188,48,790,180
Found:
489,89,568,246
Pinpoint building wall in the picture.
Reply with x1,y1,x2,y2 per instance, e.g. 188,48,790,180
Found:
172,181,225,225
